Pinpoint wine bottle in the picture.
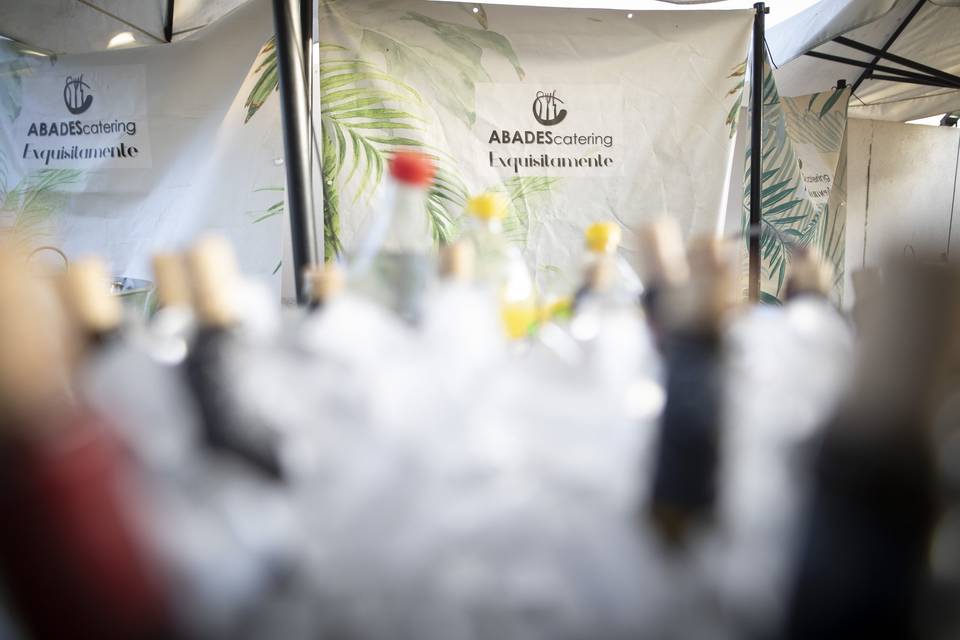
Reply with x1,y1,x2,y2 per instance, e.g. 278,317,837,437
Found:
183,235,289,481
0,254,171,639
782,263,950,640
637,219,690,346
646,235,732,547
59,257,123,349
147,252,196,365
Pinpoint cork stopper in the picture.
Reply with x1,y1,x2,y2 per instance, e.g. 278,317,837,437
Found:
188,235,240,329
0,253,69,422
439,241,475,282
152,253,192,309
637,218,690,288
61,257,122,336
787,248,834,299
668,236,735,332
305,263,345,306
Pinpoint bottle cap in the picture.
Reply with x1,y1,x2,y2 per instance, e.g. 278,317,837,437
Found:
305,263,345,305
787,248,833,298
466,192,509,222
61,257,122,335
389,151,436,187
152,253,192,309
439,241,475,282
637,218,689,287
188,235,240,328
680,235,735,330
585,222,621,254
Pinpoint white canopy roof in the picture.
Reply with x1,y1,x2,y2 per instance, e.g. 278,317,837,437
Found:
0,0,250,54
0,0,783,55
768,0,960,121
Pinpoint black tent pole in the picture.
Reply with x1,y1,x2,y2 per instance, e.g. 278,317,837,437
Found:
272,0,319,304
749,2,767,302
164,0,175,42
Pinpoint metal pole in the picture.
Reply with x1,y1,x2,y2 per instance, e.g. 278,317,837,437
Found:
164,0,175,43
749,3,766,302
272,0,319,304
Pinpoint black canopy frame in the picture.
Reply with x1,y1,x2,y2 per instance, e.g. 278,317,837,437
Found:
801,0,960,93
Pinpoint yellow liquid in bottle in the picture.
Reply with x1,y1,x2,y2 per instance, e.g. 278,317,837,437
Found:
501,299,538,340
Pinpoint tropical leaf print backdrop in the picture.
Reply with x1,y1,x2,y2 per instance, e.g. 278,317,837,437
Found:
242,0,753,292
743,63,849,303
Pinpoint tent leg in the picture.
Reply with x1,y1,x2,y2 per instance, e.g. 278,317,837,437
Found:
749,2,767,302
272,0,319,304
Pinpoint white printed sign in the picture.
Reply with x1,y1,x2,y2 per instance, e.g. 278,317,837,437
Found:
794,142,833,206
475,83,623,177
16,64,151,169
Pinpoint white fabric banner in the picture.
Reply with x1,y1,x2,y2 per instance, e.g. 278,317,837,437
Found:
0,0,284,288
312,1,753,292
17,64,151,170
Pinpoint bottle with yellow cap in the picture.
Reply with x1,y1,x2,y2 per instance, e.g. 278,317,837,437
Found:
572,221,643,314
461,192,537,340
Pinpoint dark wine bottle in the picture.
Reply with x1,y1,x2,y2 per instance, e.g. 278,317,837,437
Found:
183,235,289,481
646,235,733,547
782,263,951,640
0,254,172,640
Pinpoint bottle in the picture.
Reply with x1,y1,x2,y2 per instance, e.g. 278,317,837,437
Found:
572,221,642,314
782,262,949,640
462,192,537,340
784,247,834,302
636,219,690,347
146,252,196,365
184,235,290,481
0,253,171,639
59,257,123,349
646,235,732,547
421,240,504,381
305,262,346,312
351,151,436,324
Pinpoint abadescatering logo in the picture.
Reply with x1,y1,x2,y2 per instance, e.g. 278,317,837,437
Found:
532,90,566,126
63,74,93,115
18,67,148,167
482,87,619,176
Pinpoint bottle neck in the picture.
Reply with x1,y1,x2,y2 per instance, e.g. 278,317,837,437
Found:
382,183,432,253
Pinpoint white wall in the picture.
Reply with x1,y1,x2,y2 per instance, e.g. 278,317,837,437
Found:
845,120,960,303
723,113,960,305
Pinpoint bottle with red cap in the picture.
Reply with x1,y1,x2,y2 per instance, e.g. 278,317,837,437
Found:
351,150,437,324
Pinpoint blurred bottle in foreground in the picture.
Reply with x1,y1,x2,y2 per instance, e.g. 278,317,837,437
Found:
645,232,733,548
637,218,690,347
146,252,196,365
783,262,953,640
0,251,171,640
461,192,537,340
351,151,436,324
184,236,291,481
